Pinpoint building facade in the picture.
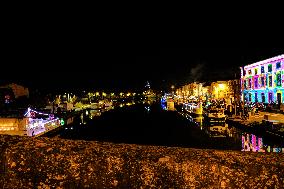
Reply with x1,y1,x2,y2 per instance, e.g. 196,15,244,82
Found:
209,79,241,102
176,82,203,101
0,83,29,99
240,54,284,104
175,79,241,104
210,81,228,99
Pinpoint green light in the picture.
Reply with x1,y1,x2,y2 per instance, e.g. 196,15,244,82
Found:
60,119,65,125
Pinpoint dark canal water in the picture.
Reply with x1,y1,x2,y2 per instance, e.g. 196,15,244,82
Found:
46,102,284,152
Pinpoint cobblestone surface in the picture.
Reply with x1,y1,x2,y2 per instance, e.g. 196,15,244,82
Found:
0,134,283,188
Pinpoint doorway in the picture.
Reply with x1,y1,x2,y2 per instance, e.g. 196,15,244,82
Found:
277,93,282,105
261,93,265,103
268,92,273,103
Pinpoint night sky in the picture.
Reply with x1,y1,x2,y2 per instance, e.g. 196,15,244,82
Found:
2,45,283,93
1,23,283,93
1,9,283,94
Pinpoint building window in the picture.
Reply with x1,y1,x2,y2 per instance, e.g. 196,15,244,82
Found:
254,69,258,75
261,93,265,103
261,77,265,87
268,64,272,72
276,62,281,69
249,93,252,102
269,75,272,87
277,73,281,87
248,70,252,75
254,77,258,88
261,66,264,73
248,78,251,88
244,80,247,89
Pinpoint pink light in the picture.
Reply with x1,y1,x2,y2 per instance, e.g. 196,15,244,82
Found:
244,54,284,70
252,134,256,152
258,137,263,151
241,135,245,150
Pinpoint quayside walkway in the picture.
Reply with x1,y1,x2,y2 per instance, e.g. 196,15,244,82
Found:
0,134,283,188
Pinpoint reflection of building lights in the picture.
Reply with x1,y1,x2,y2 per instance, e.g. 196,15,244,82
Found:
252,134,256,151
241,133,283,153
258,138,263,150
145,106,150,112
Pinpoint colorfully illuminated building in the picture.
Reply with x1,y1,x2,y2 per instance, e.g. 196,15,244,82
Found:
240,54,284,104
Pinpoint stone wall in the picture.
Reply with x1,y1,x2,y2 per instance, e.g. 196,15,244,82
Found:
0,134,283,188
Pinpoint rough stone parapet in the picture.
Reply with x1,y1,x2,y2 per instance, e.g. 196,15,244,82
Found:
0,134,283,188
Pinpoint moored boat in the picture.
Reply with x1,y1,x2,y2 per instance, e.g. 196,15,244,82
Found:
183,102,203,117
204,107,226,122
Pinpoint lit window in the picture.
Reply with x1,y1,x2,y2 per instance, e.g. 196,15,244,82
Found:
254,77,258,88
268,64,272,72
269,75,272,87
261,66,264,73
261,77,265,87
254,69,258,75
248,78,251,88
276,62,281,69
248,70,252,75
277,73,281,87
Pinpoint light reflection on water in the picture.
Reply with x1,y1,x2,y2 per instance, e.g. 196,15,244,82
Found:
241,133,284,153
182,112,284,153
66,101,283,153
79,100,152,125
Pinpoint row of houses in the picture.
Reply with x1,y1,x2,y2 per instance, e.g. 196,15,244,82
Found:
176,54,284,105
175,79,241,105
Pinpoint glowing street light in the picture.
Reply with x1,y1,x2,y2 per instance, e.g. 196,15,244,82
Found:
218,83,226,90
